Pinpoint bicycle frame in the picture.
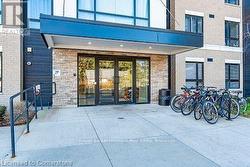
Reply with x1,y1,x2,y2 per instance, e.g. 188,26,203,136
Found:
213,90,232,119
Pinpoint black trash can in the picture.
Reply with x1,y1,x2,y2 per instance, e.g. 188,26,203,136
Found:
159,89,171,106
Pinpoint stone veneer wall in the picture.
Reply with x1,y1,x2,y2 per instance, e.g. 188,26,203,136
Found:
53,49,168,106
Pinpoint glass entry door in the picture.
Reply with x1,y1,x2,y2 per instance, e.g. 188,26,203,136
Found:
98,59,115,104
118,60,133,104
78,57,96,106
78,55,150,106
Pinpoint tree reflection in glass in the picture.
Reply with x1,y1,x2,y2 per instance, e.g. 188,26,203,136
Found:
136,59,149,103
99,60,115,104
119,61,133,103
78,57,95,105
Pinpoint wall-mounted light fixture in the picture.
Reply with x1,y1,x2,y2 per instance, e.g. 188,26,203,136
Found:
27,61,32,66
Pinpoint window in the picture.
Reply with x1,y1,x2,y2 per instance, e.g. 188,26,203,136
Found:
185,15,203,34
225,0,239,5
135,0,149,26
0,0,2,25
78,0,149,27
186,62,204,88
28,0,52,29
136,59,150,103
0,53,2,93
97,0,134,16
225,21,240,47
225,64,240,89
53,0,77,18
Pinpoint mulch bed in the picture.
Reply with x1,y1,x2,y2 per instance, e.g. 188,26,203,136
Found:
0,112,36,127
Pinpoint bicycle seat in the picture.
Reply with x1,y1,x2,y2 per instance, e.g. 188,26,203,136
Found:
181,85,187,90
218,89,226,92
230,90,242,94
207,86,217,90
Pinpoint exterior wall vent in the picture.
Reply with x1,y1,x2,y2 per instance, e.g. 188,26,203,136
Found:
209,14,215,18
207,58,214,62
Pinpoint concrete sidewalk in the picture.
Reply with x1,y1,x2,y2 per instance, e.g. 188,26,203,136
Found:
0,126,11,159
3,105,250,167
0,125,26,159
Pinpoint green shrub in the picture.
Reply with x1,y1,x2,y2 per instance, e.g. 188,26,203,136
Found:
247,97,250,103
0,106,6,117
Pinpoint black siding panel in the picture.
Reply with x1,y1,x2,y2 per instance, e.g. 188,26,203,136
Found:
24,29,53,106
243,0,250,97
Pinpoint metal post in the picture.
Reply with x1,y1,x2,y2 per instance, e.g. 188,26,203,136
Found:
228,99,231,120
40,95,43,110
25,93,30,133
34,86,38,119
9,99,16,158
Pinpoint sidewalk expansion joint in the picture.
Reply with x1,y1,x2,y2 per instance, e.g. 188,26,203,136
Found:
86,112,114,167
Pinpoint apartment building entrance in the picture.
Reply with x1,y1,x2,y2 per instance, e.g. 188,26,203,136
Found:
78,55,150,106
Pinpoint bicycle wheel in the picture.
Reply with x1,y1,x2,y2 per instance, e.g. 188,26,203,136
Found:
170,95,185,113
181,97,195,116
221,98,240,119
194,103,202,120
239,97,247,114
227,99,240,119
202,101,219,124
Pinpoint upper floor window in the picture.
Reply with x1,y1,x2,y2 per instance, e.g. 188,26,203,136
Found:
225,63,240,89
225,21,240,47
185,15,203,34
186,62,204,88
225,0,239,5
53,0,77,18
78,0,149,27
28,0,52,29
0,0,2,25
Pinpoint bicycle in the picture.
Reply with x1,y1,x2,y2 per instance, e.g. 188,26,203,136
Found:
181,87,218,124
230,90,247,114
193,87,217,121
207,89,240,120
170,86,193,113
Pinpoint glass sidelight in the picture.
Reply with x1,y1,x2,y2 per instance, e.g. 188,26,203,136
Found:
98,60,115,104
78,57,96,106
118,61,133,103
136,59,150,103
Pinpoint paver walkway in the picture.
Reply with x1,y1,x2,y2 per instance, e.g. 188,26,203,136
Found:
2,104,250,167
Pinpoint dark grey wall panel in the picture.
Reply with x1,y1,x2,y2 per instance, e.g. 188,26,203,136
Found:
243,0,250,97
24,29,53,106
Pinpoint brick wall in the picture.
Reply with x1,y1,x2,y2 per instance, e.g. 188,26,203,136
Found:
0,0,23,107
151,55,169,102
53,49,169,106
0,29,22,107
